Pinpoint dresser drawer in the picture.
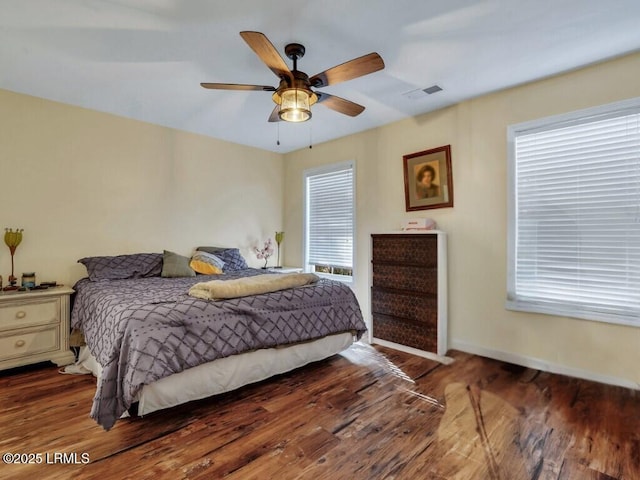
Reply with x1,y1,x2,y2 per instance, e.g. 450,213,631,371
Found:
371,288,437,324
372,263,438,294
372,234,438,266
0,326,60,362
373,314,437,352
0,298,60,330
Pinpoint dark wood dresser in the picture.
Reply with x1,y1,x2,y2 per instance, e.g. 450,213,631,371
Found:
370,232,447,356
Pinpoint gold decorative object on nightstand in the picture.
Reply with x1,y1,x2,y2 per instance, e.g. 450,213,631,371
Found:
3,228,23,291
275,231,284,268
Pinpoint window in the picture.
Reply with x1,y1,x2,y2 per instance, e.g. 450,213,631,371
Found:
507,97,640,326
304,161,354,281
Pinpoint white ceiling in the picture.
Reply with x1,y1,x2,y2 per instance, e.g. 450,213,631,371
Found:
2,0,640,153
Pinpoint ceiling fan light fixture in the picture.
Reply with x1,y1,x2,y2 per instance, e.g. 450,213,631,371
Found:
278,88,312,122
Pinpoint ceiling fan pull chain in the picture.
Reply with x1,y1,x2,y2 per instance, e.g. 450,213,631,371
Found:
309,121,313,149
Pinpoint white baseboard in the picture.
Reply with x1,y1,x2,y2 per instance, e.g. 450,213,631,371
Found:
449,339,639,391
372,338,455,365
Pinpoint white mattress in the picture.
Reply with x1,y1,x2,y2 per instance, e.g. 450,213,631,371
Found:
73,332,354,416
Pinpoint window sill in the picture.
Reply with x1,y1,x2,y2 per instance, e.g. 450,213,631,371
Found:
314,272,353,285
505,299,640,328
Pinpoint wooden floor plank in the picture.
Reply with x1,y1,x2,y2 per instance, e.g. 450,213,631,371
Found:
1,343,639,480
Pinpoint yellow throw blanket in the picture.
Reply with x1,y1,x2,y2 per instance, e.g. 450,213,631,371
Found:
188,273,320,300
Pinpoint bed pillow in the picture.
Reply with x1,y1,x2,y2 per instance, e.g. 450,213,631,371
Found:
161,250,196,277
78,253,163,281
195,246,226,253
196,247,249,271
189,251,225,275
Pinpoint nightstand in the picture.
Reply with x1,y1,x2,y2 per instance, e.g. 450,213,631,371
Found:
267,266,304,274
0,286,75,371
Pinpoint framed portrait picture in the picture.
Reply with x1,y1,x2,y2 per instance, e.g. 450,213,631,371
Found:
403,145,453,211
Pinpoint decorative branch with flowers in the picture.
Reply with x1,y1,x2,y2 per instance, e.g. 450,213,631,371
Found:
254,238,275,268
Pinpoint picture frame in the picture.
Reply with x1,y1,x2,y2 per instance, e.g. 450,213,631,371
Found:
403,144,453,211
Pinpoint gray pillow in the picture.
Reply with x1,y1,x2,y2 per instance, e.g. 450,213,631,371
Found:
195,246,226,253
78,253,163,281
161,250,195,277
196,247,249,271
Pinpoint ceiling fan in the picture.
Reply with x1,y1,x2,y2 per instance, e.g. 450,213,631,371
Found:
201,31,385,123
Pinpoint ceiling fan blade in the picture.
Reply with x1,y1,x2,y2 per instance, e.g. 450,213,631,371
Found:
316,92,365,117
268,105,281,122
240,31,292,82
200,82,276,91
310,53,384,88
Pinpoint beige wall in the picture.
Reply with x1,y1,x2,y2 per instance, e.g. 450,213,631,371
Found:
0,89,283,285
283,51,640,387
3,51,638,387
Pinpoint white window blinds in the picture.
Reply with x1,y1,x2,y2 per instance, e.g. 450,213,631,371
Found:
305,163,354,270
507,99,640,325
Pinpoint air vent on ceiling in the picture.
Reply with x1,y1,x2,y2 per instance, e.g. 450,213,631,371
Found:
423,85,443,94
402,85,443,99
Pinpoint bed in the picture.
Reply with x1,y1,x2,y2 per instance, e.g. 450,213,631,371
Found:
69,251,366,431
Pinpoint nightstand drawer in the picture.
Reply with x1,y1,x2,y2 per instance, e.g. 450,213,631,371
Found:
0,298,60,330
0,326,59,362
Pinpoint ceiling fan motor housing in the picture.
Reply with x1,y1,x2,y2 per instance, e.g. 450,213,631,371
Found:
272,72,318,107
284,43,306,61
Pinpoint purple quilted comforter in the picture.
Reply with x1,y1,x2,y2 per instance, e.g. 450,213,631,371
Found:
71,269,366,430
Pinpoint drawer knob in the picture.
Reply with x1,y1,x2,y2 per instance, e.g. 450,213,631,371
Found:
16,310,27,319
15,339,26,348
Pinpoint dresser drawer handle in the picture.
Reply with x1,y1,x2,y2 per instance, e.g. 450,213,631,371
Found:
15,310,27,319
15,339,26,348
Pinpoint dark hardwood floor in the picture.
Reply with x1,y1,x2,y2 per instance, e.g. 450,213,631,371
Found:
0,342,638,479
